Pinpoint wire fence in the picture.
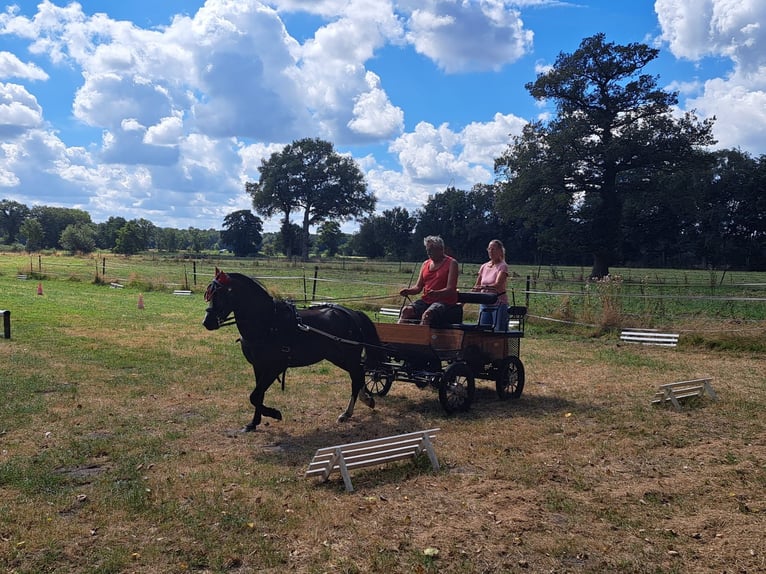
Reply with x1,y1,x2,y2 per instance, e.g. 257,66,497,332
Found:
6,253,766,328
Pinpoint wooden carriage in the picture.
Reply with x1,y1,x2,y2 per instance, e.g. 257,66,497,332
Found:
365,292,526,414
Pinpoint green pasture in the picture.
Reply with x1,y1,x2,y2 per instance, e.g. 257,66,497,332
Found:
3,252,766,325
1,253,765,572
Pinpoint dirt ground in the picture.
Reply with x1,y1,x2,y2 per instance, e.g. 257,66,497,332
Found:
2,326,765,573
178,335,765,573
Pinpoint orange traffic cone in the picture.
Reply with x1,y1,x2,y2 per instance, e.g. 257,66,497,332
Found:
137,294,144,310
37,282,43,296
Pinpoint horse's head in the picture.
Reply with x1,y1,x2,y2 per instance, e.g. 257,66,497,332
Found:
203,267,236,330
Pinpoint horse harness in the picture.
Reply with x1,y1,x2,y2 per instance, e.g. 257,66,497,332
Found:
237,300,369,391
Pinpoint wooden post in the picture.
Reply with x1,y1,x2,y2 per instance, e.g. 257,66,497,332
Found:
1,310,10,339
525,275,530,309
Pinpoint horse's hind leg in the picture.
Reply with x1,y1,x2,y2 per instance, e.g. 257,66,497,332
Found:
338,366,374,423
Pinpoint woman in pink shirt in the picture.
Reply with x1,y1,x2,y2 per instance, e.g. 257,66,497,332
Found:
399,235,460,326
472,239,509,331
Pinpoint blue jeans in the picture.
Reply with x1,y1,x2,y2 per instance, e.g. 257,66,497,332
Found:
478,304,509,332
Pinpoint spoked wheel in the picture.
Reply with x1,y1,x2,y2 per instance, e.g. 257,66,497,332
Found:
438,361,475,414
364,369,394,397
496,356,525,400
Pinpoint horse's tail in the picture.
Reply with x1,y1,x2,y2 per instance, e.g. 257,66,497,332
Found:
355,311,386,369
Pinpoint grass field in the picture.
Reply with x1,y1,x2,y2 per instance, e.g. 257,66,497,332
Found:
1,254,765,573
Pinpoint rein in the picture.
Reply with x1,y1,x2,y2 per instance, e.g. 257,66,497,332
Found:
297,322,365,347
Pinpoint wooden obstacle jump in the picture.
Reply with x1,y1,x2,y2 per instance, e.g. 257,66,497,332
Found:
621,329,679,347
306,429,440,492
652,378,717,409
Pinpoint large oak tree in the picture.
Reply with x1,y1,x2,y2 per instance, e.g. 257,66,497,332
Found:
495,33,715,277
247,138,375,260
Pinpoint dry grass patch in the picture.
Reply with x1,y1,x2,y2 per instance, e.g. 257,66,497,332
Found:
2,289,765,573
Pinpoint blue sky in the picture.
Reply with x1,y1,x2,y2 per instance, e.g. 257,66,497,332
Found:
1,0,764,232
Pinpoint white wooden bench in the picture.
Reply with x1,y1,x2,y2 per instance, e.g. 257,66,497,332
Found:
110,282,124,289
305,428,440,492
378,307,401,320
621,329,679,347
652,378,717,409
173,290,192,296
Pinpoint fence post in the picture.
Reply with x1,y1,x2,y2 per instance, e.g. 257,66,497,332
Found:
1,310,10,339
312,266,319,301
526,275,530,309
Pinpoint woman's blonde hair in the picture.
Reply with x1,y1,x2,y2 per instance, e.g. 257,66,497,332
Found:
489,239,506,259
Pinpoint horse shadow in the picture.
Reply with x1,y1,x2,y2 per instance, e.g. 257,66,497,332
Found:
233,379,594,492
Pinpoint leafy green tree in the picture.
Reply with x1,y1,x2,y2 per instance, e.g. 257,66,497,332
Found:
352,217,386,258
413,185,506,262
379,207,415,260
220,210,263,257
247,138,375,260
496,33,715,277
114,220,151,255
316,220,342,257
187,228,205,253
29,206,92,249
19,218,44,252
693,149,766,269
60,223,97,254
95,216,127,250
495,123,583,265
156,227,181,252
0,199,30,244
275,221,303,257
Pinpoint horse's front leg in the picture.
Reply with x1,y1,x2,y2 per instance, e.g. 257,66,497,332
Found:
243,368,282,432
338,366,375,423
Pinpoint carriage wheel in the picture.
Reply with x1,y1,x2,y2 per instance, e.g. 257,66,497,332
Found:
496,356,525,400
438,362,475,414
365,369,393,397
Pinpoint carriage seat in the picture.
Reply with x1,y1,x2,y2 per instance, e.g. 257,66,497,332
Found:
430,291,498,327
457,291,498,305
444,291,497,331
453,292,527,334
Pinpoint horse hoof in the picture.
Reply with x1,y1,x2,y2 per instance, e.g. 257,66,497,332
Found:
337,413,350,423
242,424,257,432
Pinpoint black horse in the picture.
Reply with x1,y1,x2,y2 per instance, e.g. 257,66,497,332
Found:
202,268,384,431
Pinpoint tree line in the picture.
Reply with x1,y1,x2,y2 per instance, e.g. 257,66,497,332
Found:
1,34,764,271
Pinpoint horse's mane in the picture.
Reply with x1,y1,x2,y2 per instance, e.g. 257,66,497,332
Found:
228,272,270,296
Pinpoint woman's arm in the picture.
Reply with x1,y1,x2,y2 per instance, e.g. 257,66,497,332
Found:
472,264,485,291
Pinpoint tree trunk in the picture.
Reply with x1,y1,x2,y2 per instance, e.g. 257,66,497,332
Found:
588,165,620,279
590,252,610,279
301,210,311,261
